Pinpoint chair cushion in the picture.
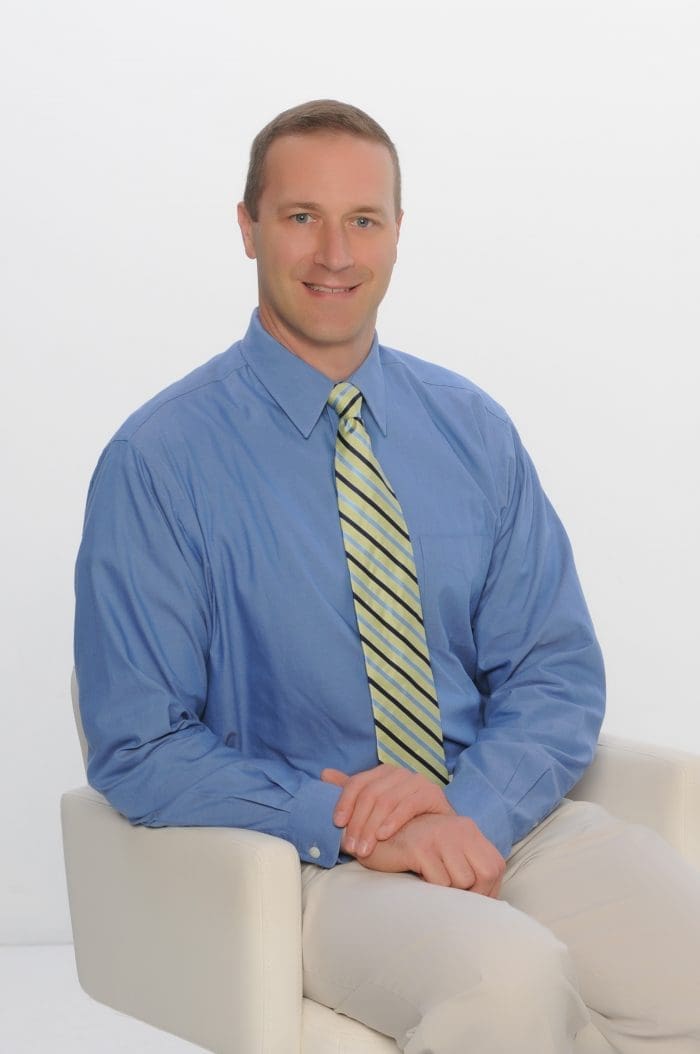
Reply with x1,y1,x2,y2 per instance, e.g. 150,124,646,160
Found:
303,999,398,1052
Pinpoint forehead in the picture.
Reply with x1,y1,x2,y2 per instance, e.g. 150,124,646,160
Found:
259,132,396,211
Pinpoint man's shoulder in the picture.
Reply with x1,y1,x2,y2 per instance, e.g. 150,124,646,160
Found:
378,343,511,428
112,341,246,447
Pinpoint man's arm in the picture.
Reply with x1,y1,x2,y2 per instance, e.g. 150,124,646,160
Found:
443,425,605,858
74,439,342,866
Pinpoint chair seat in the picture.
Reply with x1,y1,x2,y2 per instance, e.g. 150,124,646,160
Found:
304,999,398,1052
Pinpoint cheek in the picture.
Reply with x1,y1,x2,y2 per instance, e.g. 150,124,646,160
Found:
289,252,318,280
259,246,297,283
369,249,397,284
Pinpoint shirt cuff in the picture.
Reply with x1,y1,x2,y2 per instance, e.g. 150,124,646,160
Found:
444,768,514,860
288,777,344,867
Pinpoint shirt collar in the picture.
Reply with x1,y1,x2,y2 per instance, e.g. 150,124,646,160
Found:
239,309,387,438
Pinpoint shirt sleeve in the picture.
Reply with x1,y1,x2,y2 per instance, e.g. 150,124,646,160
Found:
443,424,605,860
74,439,343,867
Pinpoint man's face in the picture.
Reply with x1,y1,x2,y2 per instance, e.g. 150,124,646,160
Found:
238,132,402,375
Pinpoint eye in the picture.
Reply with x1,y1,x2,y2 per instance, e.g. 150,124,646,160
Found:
354,216,374,228
292,212,312,224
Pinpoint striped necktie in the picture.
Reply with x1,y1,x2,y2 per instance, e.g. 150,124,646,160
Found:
328,381,449,786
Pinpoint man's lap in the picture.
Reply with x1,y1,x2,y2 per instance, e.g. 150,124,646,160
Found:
301,799,700,1052
502,799,700,1043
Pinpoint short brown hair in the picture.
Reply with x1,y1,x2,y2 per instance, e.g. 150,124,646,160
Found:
243,99,401,221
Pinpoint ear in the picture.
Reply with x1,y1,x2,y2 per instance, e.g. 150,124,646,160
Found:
395,208,404,246
391,208,403,263
237,201,257,260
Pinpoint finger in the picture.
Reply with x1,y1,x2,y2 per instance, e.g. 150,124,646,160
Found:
468,851,505,897
345,771,407,854
375,780,452,840
320,768,349,786
487,872,504,899
374,788,436,841
359,769,449,849
373,793,422,841
344,792,383,856
334,764,402,832
468,868,492,896
331,767,384,827
485,856,506,899
440,844,477,891
417,851,452,888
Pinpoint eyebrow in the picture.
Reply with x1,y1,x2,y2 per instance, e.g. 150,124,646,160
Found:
277,201,387,217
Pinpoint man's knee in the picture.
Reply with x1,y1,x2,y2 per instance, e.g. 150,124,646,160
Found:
403,911,588,1053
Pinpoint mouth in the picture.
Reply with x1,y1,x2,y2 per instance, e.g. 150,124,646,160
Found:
303,282,359,297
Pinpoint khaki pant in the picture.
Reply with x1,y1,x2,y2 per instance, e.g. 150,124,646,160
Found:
301,800,700,1052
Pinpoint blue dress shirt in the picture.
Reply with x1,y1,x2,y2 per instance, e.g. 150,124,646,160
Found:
74,310,605,865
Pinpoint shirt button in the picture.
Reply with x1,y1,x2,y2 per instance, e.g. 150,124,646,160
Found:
309,845,321,860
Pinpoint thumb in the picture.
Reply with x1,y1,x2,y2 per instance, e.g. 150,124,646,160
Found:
320,768,349,787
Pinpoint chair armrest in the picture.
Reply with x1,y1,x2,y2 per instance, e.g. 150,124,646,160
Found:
569,732,700,871
61,786,303,1054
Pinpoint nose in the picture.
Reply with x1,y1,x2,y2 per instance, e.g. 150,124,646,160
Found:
313,222,354,272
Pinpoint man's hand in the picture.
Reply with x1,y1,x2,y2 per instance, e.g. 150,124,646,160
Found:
354,813,506,897
321,763,454,858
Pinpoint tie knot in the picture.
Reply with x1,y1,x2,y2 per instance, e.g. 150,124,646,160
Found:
328,382,363,422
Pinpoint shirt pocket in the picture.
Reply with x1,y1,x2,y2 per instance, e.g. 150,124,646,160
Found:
417,532,489,647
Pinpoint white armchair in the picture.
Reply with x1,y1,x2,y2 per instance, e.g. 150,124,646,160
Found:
61,674,700,1053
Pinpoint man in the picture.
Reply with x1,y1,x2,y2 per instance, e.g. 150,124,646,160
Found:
75,100,700,1052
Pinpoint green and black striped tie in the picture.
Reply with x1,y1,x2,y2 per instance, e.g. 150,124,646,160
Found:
328,381,449,786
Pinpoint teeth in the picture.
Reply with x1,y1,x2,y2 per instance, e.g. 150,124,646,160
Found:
307,284,351,293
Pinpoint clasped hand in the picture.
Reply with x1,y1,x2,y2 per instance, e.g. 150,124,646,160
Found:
321,764,505,897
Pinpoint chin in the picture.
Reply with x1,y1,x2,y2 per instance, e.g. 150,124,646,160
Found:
296,317,359,346
309,329,363,351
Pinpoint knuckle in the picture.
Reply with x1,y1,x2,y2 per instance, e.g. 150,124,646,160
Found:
491,851,506,874
488,859,505,882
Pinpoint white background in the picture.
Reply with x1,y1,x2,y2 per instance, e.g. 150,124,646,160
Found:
1,0,698,946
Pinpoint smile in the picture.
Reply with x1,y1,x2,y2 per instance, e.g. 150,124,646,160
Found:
303,283,358,295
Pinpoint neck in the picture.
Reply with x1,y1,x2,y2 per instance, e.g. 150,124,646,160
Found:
257,307,374,381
